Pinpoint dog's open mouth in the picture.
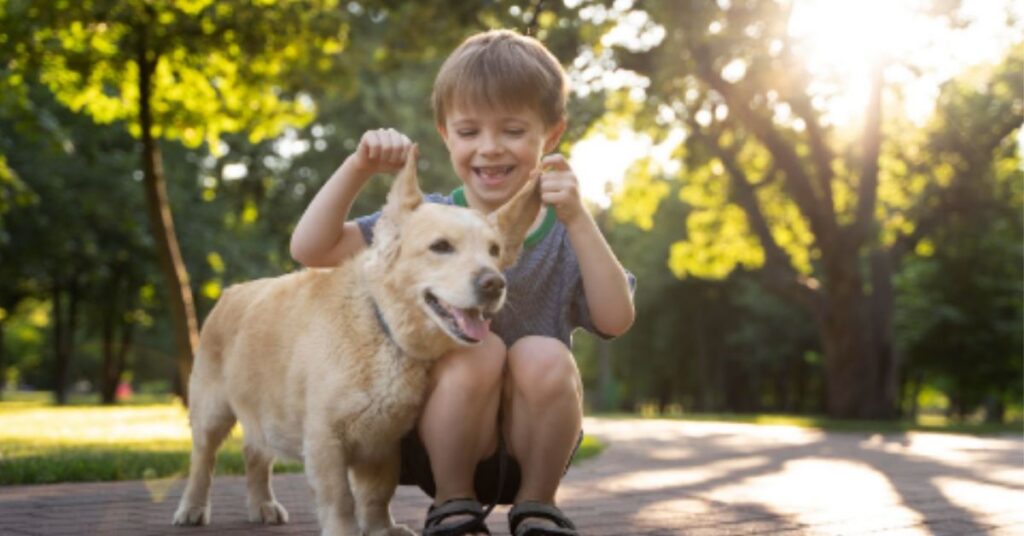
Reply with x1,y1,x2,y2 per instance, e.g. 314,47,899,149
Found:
424,290,492,344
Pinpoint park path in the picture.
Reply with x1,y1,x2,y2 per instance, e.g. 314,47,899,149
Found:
0,417,1021,535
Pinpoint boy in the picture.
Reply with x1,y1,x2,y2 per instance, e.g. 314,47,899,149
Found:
291,30,635,536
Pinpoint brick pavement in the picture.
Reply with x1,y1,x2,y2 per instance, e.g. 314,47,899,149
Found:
1,417,1022,535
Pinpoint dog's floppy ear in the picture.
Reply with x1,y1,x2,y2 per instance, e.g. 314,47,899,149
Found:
489,171,542,269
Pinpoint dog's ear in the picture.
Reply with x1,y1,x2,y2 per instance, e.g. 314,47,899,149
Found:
380,144,422,224
369,145,421,269
489,171,542,269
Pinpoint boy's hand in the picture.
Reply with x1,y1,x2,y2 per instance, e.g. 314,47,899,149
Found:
350,128,414,176
539,154,587,226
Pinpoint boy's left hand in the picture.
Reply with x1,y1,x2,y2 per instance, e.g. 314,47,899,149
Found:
539,154,587,226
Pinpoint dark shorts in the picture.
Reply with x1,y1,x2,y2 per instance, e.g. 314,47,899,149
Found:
398,429,585,505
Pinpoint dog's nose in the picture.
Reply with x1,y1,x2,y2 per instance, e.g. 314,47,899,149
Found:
475,269,506,303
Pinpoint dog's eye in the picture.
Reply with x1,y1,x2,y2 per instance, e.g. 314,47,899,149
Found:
489,243,500,258
429,239,454,254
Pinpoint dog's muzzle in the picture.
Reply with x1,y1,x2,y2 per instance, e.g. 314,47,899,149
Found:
474,269,506,305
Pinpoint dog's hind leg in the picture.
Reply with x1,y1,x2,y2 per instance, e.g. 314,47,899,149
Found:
243,442,289,524
172,389,236,526
351,447,415,536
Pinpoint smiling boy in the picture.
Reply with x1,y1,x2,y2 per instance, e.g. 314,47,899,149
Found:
290,29,635,536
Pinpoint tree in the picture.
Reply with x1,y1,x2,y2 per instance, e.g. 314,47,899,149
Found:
2,0,356,402
606,1,1022,417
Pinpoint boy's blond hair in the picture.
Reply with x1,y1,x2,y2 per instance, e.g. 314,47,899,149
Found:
433,29,568,128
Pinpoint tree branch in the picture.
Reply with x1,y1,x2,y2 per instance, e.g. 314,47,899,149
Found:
688,118,824,315
852,61,885,246
692,45,837,253
523,0,547,36
787,90,836,217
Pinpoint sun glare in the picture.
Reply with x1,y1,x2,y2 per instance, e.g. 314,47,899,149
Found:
788,0,1023,126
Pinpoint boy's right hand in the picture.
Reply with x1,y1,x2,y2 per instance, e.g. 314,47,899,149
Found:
350,128,414,176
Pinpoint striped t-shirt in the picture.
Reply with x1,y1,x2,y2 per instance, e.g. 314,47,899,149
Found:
355,188,636,347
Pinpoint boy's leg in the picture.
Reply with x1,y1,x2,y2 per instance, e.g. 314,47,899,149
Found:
504,336,583,505
418,332,505,532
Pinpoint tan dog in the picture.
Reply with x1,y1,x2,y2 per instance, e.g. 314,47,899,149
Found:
172,147,540,536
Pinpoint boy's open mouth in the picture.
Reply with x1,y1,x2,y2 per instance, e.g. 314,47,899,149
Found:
473,165,515,184
424,290,492,344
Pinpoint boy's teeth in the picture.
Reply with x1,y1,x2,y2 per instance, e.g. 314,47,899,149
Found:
477,166,512,176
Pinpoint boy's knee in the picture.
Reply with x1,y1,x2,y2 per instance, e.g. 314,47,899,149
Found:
430,332,506,395
507,336,580,401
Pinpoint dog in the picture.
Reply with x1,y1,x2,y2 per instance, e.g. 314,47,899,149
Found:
172,146,540,536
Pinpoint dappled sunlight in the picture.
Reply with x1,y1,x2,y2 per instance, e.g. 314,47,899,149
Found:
572,419,1023,534
0,404,242,447
934,476,1024,527
0,405,190,444
583,417,827,444
706,458,925,530
859,432,1024,487
646,445,696,461
599,455,770,492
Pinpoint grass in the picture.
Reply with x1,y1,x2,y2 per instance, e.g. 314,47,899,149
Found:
0,396,605,486
0,399,303,486
600,409,1023,436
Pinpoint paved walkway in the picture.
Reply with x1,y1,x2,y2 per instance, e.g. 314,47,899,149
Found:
1,417,1022,535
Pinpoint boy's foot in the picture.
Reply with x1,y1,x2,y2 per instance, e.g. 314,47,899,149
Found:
508,501,578,536
423,498,491,536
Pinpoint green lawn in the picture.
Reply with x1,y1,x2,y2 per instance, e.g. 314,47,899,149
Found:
0,397,604,486
0,399,295,485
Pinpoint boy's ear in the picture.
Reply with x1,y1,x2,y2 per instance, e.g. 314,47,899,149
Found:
543,118,567,153
488,172,542,269
381,144,422,224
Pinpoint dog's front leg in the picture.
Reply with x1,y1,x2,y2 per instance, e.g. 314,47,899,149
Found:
305,430,360,536
351,446,415,536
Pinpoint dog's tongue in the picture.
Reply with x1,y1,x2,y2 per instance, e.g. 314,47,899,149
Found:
452,309,490,341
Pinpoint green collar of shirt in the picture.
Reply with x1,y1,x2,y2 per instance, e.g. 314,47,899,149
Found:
451,186,555,249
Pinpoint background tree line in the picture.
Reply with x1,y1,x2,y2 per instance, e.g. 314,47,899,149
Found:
1,0,1020,422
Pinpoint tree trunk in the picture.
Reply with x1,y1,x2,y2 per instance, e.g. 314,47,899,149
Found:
137,23,198,405
0,318,6,400
868,250,900,419
819,252,876,418
52,278,78,405
99,273,134,404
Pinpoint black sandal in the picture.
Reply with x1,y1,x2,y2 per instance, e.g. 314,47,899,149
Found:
423,498,492,536
508,501,579,536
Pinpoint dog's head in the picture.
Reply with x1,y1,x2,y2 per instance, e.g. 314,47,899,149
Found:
364,145,541,357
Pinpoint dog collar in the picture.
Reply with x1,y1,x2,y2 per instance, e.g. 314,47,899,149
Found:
450,186,555,248
370,298,402,353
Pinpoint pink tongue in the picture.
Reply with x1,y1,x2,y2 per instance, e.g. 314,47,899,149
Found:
452,309,491,341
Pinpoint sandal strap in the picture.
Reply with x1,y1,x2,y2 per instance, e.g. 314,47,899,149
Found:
424,498,491,536
509,501,578,536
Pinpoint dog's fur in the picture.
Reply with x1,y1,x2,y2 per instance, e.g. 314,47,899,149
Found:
172,147,540,536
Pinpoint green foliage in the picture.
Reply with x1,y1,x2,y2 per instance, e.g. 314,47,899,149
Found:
2,0,356,150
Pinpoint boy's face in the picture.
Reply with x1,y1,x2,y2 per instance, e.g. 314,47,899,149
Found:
438,104,565,213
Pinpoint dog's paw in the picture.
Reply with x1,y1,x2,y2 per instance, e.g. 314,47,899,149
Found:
248,499,289,525
368,524,417,536
172,503,210,526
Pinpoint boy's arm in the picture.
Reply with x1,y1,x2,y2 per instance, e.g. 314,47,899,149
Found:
566,213,635,337
540,155,635,337
290,129,412,267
